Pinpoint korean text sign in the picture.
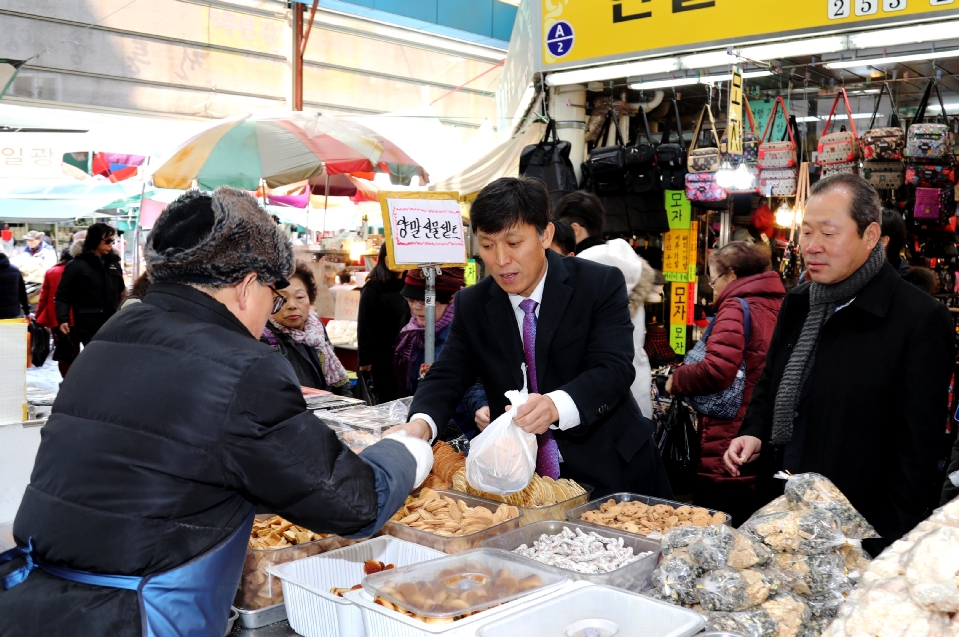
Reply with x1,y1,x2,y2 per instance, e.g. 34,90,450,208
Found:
379,192,467,270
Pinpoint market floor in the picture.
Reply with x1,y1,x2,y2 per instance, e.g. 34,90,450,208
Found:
26,352,61,391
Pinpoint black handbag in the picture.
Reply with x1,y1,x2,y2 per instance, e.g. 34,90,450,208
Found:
655,398,700,495
657,99,687,190
519,118,579,206
52,329,76,365
624,104,662,194
584,110,628,196
29,320,50,367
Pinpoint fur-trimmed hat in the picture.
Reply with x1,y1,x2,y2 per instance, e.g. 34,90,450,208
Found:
145,187,293,289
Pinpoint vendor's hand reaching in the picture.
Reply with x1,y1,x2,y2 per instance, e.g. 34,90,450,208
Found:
723,435,762,477
474,406,491,431
385,418,432,442
511,394,558,435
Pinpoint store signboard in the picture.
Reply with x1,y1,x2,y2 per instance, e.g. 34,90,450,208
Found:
663,228,692,274
750,99,789,143
379,192,467,270
464,259,478,286
669,283,688,355
666,190,692,230
540,0,959,70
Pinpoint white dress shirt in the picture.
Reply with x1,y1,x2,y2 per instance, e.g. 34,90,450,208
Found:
411,264,581,441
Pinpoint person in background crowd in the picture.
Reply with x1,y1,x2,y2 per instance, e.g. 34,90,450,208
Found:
328,271,355,301
358,243,410,404
554,190,606,254
394,268,465,398
36,243,82,376
262,262,352,396
0,246,30,320
22,230,57,269
549,218,577,256
54,223,125,346
881,208,909,277
725,173,956,553
119,273,154,310
664,242,786,525
0,187,431,637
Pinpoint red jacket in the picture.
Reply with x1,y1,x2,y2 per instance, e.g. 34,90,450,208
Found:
670,271,785,485
36,263,70,328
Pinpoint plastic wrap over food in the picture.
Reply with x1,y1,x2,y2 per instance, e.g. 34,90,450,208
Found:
783,473,879,540
859,540,907,586
742,509,848,554
661,525,708,555
687,524,772,570
696,567,777,611
650,549,705,605
903,526,959,613
837,544,871,576
705,591,810,637
821,577,950,637
769,552,852,597
753,494,812,517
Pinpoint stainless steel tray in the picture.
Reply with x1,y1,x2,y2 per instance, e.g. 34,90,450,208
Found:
224,608,239,636
234,603,287,629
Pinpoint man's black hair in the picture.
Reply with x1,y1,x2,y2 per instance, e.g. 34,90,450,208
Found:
551,219,577,255
82,223,116,253
554,190,606,237
809,173,880,237
881,207,907,262
470,176,551,236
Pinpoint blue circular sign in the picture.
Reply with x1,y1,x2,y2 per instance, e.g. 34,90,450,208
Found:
546,21,574,58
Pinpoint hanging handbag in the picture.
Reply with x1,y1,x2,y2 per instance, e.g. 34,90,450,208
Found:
727,164,761,194
687,103,722,173
519,118,579,206
863,161,906,190
624,103,662,194
584,110,628,196
822,161,860,178
906,80,953,160
657,99,688,190
722,97,760,165
914,186,956,225
685,172,727,203
760,168,798,197
654,397,700,495
906,159,957,187
758,96,797,169
682,297,752,420
861,82,905,161
817,87,860,167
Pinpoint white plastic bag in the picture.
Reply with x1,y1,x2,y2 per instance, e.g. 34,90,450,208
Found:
465,387,537,495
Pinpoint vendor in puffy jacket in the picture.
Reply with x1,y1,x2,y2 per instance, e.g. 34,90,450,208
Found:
0,188,432,637
54,223,125,346
665,241,784,524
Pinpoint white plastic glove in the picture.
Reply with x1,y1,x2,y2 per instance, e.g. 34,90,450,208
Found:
382,430,433,488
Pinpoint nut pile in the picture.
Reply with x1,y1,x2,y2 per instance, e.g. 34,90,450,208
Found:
513,527,650,574
580,499,728,536
390,488,519,537
330,560,395,597
248,515,330,550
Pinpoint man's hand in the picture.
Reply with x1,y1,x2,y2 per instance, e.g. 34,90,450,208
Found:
59,323,70,335
474,406,491,431
723,436,762,477
512,394,558,435
384,418,432,442
664,375,673,395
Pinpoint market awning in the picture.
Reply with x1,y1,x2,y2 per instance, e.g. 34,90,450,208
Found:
0,199,124,223
0,180,142,223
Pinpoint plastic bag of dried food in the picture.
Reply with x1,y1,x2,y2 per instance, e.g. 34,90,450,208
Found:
687,524,772,570
661,525,707,556
822,577,950,637
837,543,871,576
705,591,810,637
801,589,847,636
696,567,777,611
741,509,847,554
782,473,879,540
903,526,959,613
769,552,852,596
465,387,536,495
753,494,811,517
650,550,705,605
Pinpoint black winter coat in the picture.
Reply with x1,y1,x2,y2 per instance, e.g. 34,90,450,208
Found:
740,263,956,550
0,283,415,637
54,251,124,342
357,277,410,403
0,254,29,319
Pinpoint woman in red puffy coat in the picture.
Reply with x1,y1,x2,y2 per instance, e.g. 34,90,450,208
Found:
665,241,785,524
36,244,79,377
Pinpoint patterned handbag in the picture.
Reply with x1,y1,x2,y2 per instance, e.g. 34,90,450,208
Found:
822,162,860,178
863,161,906,190
760,168,798,196
906,80,952,160
758,96,797,169
906,159,957,187
817,87,860,166
687,103,722,174
727,164,760,194
682,297,751,420
861,82,905,161
685,172,727,202
657,99,688,190
914,187,956,225
721,97,759,164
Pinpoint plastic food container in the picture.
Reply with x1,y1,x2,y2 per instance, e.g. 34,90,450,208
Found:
476,583,705,637
234,514,360,610
266,536,443,637
482,520,661,592
449,484,594,527
382,491,523,554
363,548,567,619
565,493,731,539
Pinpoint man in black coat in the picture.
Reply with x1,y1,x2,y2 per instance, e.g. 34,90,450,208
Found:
726,173,955,553
0,253,29,319
0,188,431,637
393,176,672,498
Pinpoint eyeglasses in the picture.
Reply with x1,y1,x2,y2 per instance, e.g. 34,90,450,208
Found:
268,285,286,314
708,273,724,289
102,238,115,245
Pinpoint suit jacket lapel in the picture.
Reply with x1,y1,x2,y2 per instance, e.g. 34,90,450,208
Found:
535,251,573,390
487,282,526,390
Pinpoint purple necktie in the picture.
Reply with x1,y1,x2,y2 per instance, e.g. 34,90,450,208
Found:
519,298,560,479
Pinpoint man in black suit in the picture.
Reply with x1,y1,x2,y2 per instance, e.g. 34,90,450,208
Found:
393,177,672,497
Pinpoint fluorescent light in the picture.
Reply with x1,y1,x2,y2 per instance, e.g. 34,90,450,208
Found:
629,70,771,90
679,50,738,69
545,57,680,86
826,49,959,69
848,19,959,49
798,113,882,122
926,103,959,114
701,70,773,83
740,36,848,61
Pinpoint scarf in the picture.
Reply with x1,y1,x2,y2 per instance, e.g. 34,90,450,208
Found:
267,312,349,388
393,299,455,393
771,242,886,445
